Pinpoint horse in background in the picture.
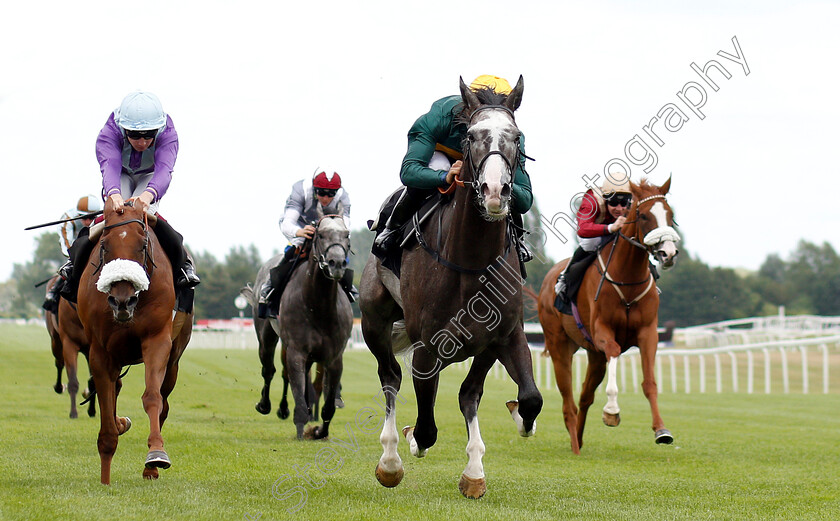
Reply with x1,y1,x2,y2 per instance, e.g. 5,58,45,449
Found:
360,76,541,499
44,276,96,418
77,200,192,484
241,209,352,439
536,177,680,454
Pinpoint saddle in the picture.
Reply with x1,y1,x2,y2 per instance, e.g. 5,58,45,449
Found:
554,250,598,315
369,191,446,278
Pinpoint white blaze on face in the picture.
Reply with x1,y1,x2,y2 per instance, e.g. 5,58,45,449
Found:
646,201,679,261
471,111,513,214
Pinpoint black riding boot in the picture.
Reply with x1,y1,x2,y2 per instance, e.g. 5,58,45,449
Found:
339,268,359,303
42,274,66,313
371,187,430,258
153,218,200,288
555,246,589,302
60,229,95,304
257,247,298,319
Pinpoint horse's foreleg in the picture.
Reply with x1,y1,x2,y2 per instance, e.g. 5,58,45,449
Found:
90,347,119,485
638,327,673,444
285,350,310,439
577,350,607,449
141,335,172,473
407,347,443,458
497,330,543,437
255,329,278,416
306,359,341,440
456,350,497,499
602,356,621,426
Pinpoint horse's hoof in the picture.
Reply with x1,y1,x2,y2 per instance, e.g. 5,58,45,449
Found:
142,467,159,480
54,383,64,394
303,424,326,440
278,405,290,420
87,406,96,418
375,463,404,488
602,412,620,427
255,401,271,415
118,417,132,435
506,400,536,437
145,450,171,469
403,426,428,458
655,428,674,444
458,474,486,499
69,410,78,419
82,388,91,399
505,400,518,413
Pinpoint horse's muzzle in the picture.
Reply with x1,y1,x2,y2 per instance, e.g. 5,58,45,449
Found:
480,182,511,220
655,242,679,270
107,294,139,322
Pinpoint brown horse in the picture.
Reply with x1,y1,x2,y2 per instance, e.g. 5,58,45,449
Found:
360,77,542,499
45,276,96,418
536,178,680,454
77,200,192,484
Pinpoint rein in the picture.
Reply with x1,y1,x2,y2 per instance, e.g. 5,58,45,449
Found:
312,215,349,274
96,210,155,280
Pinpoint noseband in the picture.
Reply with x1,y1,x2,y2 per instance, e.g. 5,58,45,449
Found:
312,215,349,273
619,194,679,255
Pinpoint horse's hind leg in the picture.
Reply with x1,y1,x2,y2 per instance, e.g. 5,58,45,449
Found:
90,346,119,485
638,327,673,444
544,324,582,454
577,349,607,450
456,349,498,499
62,338,82,419
255,321,279,416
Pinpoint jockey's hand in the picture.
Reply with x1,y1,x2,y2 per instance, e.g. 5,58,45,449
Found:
131,191,154,214
445,160,463,185
109,193,125,214
608,216,627,233
296,225,316,239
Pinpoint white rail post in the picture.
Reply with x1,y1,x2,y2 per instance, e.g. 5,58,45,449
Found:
669,355,677,393
684,355,691,394
631,355,639,393
780,347,790,394
699,355,706,393
819,344,829,394
657,356,664,394
714,354,722,393
575,354,582,392
545,356,553,390
762,347,771,394
746,350,754,394
728,351,739,393
620,355,627,393
799,345,808,394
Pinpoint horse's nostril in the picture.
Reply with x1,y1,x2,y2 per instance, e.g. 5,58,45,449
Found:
481,183,490,197
127,296,138,308
107,296,117,308
501,184,511,198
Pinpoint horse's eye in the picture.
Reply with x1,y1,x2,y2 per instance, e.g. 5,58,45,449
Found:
640,214,649,221
467,132,475,142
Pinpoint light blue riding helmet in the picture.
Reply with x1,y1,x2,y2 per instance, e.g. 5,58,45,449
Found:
115,91,167,131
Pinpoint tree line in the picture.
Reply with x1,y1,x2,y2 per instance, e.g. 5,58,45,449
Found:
3,228,838,327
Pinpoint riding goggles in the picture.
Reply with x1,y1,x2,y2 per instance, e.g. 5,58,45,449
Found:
605,193,632,207
315,188,338,197
125,129,159,140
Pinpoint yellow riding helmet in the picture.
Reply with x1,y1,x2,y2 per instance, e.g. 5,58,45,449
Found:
469,75,513,95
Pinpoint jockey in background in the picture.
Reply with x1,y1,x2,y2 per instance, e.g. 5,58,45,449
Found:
554,176,633,307
257,167,357,319
61,91,199,304
370,74,534,267
42,195,103,312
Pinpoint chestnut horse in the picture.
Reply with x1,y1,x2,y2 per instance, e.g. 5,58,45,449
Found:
536,178,679,454
360,77,542,499
242,210,352,439
77,200,192,484
45,277,96,418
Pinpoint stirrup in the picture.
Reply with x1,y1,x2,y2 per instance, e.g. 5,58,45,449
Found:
372,228,398,256
58,260,73,280
518,242,534,264
177,264,200,289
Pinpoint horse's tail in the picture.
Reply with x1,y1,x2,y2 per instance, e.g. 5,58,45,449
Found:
390,320,412,355
239,285,256,308
522,285,550,358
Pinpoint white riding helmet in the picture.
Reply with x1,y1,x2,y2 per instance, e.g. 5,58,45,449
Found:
116,91,167,131
601,175,631,196
77,194,103,213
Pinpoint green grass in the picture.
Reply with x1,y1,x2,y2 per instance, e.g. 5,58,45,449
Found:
1,323,838,520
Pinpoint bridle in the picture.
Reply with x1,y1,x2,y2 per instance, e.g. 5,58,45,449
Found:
458,105,522,202
311,214,349,274
94,207,154,281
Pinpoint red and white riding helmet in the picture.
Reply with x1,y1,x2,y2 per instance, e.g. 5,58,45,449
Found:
312,167,341,190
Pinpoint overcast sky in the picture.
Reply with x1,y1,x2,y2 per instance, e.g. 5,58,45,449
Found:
2,0,838,281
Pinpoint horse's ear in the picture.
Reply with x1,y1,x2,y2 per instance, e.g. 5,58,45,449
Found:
335,201,345,218
459,76,481,113
659,175,672,195
504,75,524,112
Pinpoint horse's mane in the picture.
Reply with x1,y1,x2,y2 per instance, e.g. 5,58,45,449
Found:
455,87,511,126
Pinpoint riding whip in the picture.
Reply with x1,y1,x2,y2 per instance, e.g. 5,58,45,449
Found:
25,211,104,231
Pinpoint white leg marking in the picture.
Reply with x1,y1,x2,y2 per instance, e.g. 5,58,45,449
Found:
463,417,486,480
507,401,536,437
603,357,620,415
404,426,428,458
378,411,402,473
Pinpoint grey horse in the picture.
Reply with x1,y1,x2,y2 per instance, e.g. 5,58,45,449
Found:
241,208,353,439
